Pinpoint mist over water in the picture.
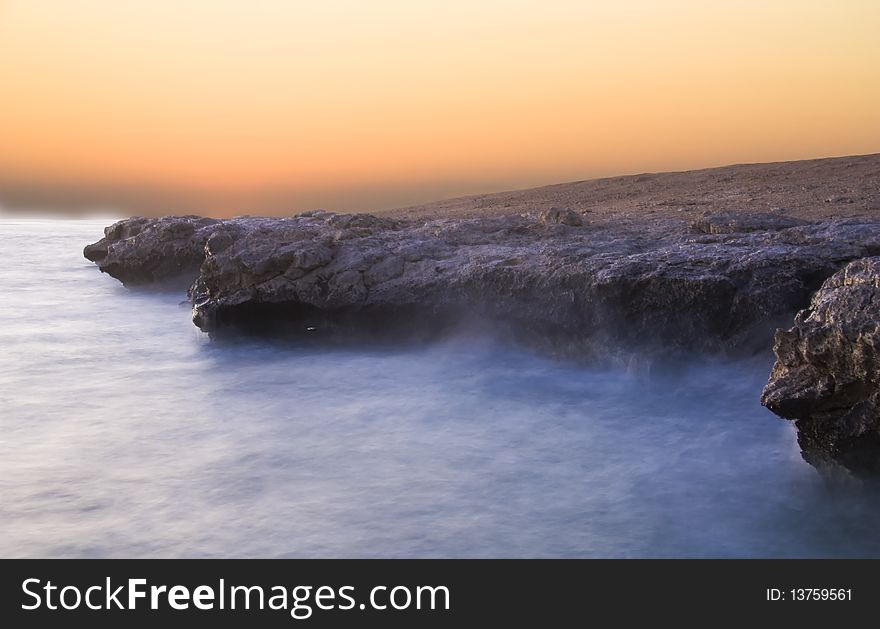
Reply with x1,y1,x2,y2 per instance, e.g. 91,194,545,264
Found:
2,217,880,558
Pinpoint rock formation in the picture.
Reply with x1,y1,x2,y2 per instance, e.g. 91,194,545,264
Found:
84,215,220,288
762,258,880,477
85,210,880,474
85,212,880,355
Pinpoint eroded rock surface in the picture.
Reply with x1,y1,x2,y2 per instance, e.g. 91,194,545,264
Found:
762,258,880,477
84,215,221,288
85,211,880,360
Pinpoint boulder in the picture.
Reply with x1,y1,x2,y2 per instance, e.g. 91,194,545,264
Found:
762,257,880,477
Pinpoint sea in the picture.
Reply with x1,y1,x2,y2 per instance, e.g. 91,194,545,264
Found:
2,216,880,558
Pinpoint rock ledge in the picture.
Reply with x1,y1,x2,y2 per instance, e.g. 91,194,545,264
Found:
762,257,880,477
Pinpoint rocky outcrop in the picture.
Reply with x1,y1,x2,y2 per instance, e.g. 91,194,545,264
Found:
762,258,880,477
690,211,809,235
84,215,221,288
85,211,880,360
539,207,588,227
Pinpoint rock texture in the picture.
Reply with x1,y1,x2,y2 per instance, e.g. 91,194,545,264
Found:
85,211,880,360
762,258,880,477
84,215,220,288
689,211,809,235
388,153,880,223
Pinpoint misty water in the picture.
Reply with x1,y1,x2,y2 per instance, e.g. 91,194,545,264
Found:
2,216,880,558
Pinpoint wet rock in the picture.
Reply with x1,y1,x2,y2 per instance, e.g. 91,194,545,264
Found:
762,257,880,477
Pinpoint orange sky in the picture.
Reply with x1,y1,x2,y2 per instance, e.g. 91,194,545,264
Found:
1,0,878,215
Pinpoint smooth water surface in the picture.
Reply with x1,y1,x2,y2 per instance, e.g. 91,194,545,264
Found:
2,217,879,558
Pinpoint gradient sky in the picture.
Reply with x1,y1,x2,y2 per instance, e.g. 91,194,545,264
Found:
1,0,878,215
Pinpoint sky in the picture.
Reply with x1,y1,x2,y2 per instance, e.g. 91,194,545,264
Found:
1,0,878,216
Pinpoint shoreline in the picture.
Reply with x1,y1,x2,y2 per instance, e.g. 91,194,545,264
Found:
80,153,880,479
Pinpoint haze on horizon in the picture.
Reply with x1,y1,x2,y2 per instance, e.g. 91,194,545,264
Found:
1,0,878,217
